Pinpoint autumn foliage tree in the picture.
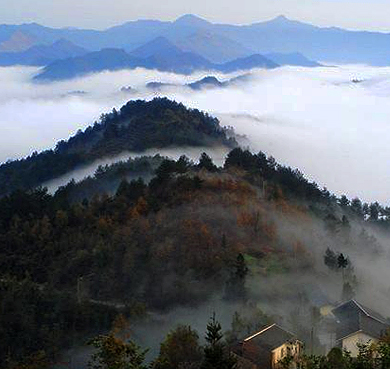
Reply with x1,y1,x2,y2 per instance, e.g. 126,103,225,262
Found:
152,325,202,369
88,334,147,369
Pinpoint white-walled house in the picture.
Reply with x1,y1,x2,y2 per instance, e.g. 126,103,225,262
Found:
233,323,302,369
332,300,389,357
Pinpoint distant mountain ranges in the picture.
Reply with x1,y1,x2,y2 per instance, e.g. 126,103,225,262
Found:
33,38,279,81
0,39,87,66
2,14,390,80
4,13,385,81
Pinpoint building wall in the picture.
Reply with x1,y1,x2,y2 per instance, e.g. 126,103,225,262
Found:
271,341,301,369
342,332,377,357
320,305,335,317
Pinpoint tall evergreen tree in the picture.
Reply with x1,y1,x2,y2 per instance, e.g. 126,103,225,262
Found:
338,195,350,208
337,253,349,270
350,198,364,219
201,314,236,369
198,153,218,172
225,253,248,301
324,248,338,271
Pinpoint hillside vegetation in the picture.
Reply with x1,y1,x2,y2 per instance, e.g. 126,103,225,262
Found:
0,98,236,196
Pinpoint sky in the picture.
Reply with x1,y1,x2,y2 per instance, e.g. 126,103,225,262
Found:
1,0,390,31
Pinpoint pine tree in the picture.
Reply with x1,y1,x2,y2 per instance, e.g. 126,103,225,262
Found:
337,253,349,270
350,198,364,219
338,195,350,207
235,254,249,280
201,313,236,369
324,248,337,270
225,253,248,301
337,253,349,282
198,152,218,172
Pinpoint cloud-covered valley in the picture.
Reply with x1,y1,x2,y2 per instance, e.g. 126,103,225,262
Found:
2,64,390,204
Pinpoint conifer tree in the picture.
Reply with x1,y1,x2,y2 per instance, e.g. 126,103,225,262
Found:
225,253,248,301
201,313,236,369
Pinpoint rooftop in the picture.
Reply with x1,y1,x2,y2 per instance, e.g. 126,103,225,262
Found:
243,323,296,350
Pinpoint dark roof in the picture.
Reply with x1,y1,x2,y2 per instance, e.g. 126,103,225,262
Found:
332,300,389,340
243,323,296,350
235,324,299,369
333,300,388,325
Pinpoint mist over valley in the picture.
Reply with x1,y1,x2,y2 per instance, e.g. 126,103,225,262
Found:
3,64,390,203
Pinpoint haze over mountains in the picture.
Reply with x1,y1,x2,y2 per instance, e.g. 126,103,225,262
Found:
34,38,278,81
0,39,87,66
0,13,386,63
2,14,390,81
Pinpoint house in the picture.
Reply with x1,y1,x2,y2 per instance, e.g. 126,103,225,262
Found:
233,323,302,369
332,299,390,356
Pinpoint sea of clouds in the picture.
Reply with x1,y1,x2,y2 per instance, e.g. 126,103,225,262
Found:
2,65,390,203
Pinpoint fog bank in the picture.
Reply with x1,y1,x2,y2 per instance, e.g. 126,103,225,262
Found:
43,146,229,193
2,65,390,203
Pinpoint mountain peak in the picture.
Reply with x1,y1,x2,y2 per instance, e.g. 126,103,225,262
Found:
50,38,87,53
129,36,182,58
275,15,288,21
255,14,316,29
269,15,295,24
174,14,210,27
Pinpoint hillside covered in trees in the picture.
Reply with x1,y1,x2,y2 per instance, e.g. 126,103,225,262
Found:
0,97,236,197
2,145,390,368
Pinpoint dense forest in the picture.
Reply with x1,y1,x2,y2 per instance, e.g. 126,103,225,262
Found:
1,145,389,368
0,97,236,196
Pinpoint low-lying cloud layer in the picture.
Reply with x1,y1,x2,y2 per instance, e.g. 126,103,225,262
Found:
43,146,229,193
2,65,390,204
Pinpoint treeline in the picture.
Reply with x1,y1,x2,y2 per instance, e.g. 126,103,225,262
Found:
55,155,165,202
0,97,236,196
82,326,390,369
15,313,242,369
17,312,390,369
224,148,390,225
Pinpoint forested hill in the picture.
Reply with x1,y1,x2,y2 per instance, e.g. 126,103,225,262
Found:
0,97,236,196
1,148,388,368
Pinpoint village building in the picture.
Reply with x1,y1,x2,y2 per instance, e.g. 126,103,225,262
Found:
233,323,303,369
332,299,390,357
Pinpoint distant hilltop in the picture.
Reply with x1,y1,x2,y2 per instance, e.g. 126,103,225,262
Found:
0,97,237,196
